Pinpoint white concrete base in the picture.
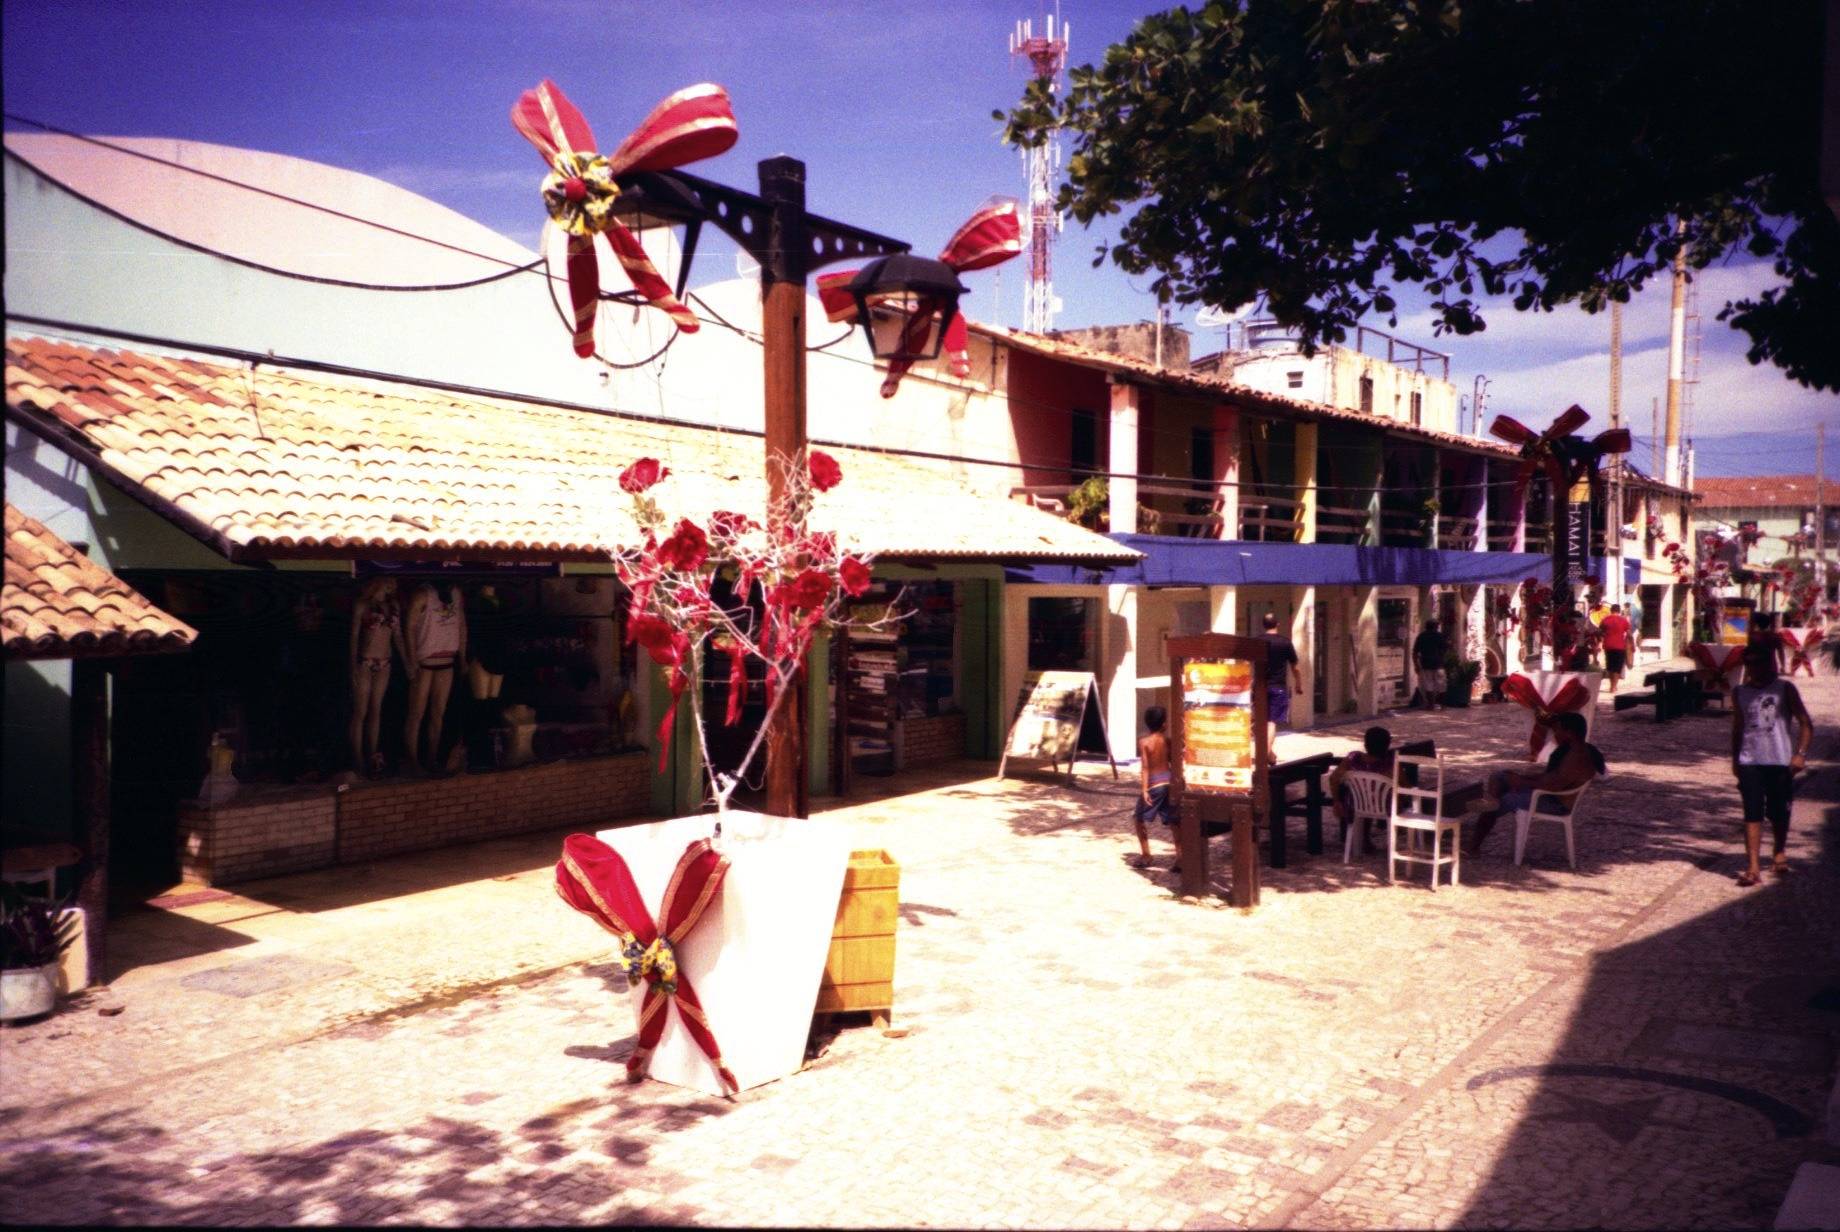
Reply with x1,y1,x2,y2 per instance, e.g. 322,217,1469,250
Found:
595,811,850,1098
1773,1162,1840,1231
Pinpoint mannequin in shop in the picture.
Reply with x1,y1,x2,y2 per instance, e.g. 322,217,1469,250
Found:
403,581,467,774
465,583,511,769
349,577,405,777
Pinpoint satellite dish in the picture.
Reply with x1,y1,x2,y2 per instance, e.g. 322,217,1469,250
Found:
1195,302,1256,328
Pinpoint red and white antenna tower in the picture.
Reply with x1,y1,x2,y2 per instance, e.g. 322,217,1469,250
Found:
1010,6,1068,333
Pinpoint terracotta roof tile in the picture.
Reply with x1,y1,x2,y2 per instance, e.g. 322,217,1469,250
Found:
3,504,197,660
5,335,1138,566
1693,475,1826,510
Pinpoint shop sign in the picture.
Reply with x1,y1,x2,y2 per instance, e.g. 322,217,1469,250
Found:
1564,502,1590,584
351,559,564,578
996,670,1117,783
1718,597,1754,646
1178,658,1256,793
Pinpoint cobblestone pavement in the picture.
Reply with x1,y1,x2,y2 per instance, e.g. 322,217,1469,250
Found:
3,666,1838,1228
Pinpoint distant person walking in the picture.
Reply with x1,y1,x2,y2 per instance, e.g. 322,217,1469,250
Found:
1599,603,1632,692
1731,643,1814,886
1412,619,1448,710
1259,611,1302,764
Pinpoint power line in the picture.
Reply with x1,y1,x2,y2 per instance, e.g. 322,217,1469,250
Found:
9,311,1580,502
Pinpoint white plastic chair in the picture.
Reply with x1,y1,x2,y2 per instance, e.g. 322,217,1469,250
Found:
1388,754,1462,890
1511,779,1595,870
1341,771,1393,863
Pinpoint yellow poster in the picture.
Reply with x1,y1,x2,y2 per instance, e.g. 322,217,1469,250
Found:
1181,659,1255,793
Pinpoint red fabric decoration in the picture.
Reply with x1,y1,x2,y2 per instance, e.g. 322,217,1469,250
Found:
1500,673,1592,760
656,519,710,572
839,556,872,597
555,834,738,1095
816,199,1022,397
630,614,693,770
1781,630,1815,675
1686,643,1744,691
512,80,738,355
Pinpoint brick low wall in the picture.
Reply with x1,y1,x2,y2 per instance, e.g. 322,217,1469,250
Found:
176,751,653,887
179,791,336,886
903,711,967,767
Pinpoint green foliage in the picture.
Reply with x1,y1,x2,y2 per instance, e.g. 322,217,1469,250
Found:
1002,0,1839,391
1066,476,1111,530
1,883,78,971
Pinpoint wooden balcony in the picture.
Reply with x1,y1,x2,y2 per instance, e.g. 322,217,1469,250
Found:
1009,480,1225,538
1378,508,1432,548
1240,487,1302,542
1486,526,1518,552
1314,502,1372,545
1436,516,1480,552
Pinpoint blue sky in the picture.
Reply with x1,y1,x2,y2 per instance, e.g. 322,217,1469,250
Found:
5,0,1834,477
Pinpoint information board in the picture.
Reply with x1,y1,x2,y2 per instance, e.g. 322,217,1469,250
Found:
1718,598,1754,646
997,670,1117,781
1179,659,1257,793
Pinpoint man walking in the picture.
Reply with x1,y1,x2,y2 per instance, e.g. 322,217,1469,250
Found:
1412,618,1448,710
1731,642,1814,886
1258,611,1303,764
1599,603,1632,692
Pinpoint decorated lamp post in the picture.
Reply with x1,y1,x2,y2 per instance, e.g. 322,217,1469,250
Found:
513,81,1010,818
1490,406,1632,659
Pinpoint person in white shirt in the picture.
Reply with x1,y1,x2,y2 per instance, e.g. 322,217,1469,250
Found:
1731,643,1814,886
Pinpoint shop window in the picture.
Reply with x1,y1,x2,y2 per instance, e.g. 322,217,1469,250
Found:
1028,597,1095,672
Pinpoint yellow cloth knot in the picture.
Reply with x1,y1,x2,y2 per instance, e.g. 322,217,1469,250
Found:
542,151,621,238
615,933,678,996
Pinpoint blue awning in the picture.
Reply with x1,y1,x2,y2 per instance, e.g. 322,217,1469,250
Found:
1003,534,1554,587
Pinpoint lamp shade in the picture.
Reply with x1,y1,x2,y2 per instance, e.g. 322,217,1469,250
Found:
846,255,968,362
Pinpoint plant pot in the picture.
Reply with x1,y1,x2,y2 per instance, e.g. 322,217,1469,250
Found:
592,811,851,1096
0,963,59,1022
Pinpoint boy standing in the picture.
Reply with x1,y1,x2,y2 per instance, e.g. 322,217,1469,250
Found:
1131,706,1175,868
1732,644,1814,886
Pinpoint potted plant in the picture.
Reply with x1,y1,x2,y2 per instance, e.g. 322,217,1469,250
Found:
1441,655,1482,708
1065,476,1109,531
1,884,79,1023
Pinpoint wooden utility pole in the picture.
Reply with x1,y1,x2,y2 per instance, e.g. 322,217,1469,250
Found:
1819,423,1828,606
1608,301,1624,603
760,155,810,821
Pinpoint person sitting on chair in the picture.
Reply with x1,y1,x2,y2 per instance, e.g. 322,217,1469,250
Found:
1465,711,1604,854
1329,726,1395,853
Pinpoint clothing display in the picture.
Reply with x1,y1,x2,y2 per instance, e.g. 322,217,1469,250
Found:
414,590,463,666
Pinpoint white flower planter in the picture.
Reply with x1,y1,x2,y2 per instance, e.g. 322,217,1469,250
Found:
594,811,850,1097
0,963,59,1022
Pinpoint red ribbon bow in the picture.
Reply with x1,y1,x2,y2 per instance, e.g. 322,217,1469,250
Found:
555,833,738,1095
1500,673,1592,759
513,80,738,356
1686,642,1744,689
1782,629,1815,674
816,198,1021,397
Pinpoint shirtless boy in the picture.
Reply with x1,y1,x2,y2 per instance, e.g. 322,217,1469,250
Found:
1132,706,1174,867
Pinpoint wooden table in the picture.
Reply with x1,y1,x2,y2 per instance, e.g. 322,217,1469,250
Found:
1642,668,1702,721
1265,753,1335,868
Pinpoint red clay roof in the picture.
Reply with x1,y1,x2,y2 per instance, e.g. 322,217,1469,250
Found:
4,334,1138,565
1693,475,1828,510
3,503,197,660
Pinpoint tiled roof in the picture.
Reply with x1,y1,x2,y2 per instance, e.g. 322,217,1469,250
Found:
1693,475,1827,510
973,323,1522,459
3,503,197,660
4,335,1139,565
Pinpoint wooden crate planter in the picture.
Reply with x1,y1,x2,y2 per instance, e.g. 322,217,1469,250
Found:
817,849,898,1024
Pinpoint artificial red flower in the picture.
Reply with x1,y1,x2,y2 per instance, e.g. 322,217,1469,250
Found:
709,510,758,538
839,556,872,597
778,568,833,611
808,450,842,492
804,530,838,559
629,613,686,667
620,457,669,493
655,519,709,572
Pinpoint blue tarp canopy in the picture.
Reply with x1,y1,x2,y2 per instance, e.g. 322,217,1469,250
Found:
1004,534,1561,588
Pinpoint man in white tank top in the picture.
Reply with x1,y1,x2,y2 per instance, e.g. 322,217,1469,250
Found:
1731,643,1813,886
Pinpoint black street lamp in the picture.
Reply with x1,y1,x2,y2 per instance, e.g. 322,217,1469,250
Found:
845,254,968,362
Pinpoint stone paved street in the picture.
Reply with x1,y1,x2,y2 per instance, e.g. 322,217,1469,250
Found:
3,667,1838,1228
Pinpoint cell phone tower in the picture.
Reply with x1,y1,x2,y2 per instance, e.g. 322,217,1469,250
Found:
1010,7,1068,334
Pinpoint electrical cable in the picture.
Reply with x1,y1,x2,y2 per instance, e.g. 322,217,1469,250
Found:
11,309,1660,518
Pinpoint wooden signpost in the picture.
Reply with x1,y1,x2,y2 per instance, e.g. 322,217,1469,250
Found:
997,670,1118,784
1166,634,1269,908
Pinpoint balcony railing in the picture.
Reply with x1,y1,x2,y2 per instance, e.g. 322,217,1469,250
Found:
1437,516,1480,551
1009,480,1225,538
1240,487,1302,541
1315,502,1372,544
1378,507,1432,548
1486,525,1518,552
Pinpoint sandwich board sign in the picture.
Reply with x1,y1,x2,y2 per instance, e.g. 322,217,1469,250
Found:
997,670,1118,784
